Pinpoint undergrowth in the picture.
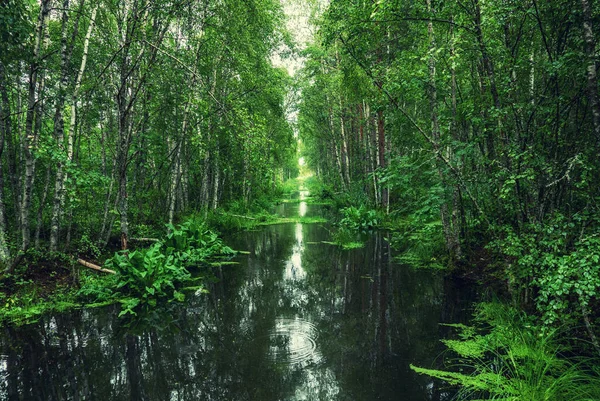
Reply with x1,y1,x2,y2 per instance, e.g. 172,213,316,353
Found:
411,302,600,400
0,219,236,325
104,219,235,316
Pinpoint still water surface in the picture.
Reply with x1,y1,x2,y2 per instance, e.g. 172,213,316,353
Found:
0,196,473,400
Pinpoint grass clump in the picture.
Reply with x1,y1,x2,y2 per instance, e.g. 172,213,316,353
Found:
207,210,327,232
411,302,600,401
339,205,380,232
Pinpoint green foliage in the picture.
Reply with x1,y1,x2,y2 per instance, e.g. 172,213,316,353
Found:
104,219,235,316
0,272,81,326
75,233,101,259
411,303,600,401
0,0,33,63
106,243,190,315
339,205,379,233
493,215,600,328
76,272,117,305
304,176,335,201
280,178,301,198
391,219,447,270
329,227,365,250
163,219,235,267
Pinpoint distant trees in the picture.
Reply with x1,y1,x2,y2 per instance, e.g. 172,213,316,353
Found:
0,0,295,269
299,0,600,261
298,0,600,335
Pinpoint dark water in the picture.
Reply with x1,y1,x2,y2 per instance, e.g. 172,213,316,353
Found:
0,197,474,401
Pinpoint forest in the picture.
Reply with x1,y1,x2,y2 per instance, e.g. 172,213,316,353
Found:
2,0,600,399
0,0,296,267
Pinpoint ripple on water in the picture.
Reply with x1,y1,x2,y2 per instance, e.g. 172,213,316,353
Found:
268,317,322,366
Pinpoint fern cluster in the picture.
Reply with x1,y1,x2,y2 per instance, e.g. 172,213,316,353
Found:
411,302,600,400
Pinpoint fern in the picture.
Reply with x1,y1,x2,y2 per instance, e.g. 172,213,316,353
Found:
411,302,600,401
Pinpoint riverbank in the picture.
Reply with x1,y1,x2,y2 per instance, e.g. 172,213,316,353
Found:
0,178,327,326
0,181,474,400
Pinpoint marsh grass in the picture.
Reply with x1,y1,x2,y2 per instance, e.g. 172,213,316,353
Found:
207,210,327,232
411,302,600,400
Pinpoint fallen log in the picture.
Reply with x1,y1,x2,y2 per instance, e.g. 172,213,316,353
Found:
77,258,116,274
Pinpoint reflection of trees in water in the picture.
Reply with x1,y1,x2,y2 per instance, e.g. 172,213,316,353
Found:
0,225,471,401
301,230,467,400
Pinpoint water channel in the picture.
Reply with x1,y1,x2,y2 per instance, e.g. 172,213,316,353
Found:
0,192,475,400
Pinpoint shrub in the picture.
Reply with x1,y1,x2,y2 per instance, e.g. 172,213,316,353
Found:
493,215,600,329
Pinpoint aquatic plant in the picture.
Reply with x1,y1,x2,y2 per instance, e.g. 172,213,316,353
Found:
339,205,379,233
105,219,235,316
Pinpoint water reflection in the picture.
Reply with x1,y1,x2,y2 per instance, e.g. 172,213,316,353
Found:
284,223,305,281
268,317,321,366
0,204,474,401
299,187,308,217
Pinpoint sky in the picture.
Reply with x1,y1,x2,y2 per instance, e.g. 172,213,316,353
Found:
271,0,316,76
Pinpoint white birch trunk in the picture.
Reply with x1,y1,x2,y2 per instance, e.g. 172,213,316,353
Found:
49,4,97,250
0,62,11,266
20,0,52,255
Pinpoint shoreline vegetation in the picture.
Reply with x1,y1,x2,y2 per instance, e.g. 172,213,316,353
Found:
2,175,600,399
3,0,600,398
0,177,326,326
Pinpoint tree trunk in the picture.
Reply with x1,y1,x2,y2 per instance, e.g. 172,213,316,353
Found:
427,0,458,258
339,96,351,187
168,41,200,225
449,16,463,260
19,0,52,259
200,143,211,214
581,0,600,141
34,166,51,249
328,104,345,191
48,0,71,251
115,1,165,250
2,63,20,230
211,148,220,210
377,110,387,209
50,2,97,251
473,0,501,158
0,62,10,267
365,104,379,205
